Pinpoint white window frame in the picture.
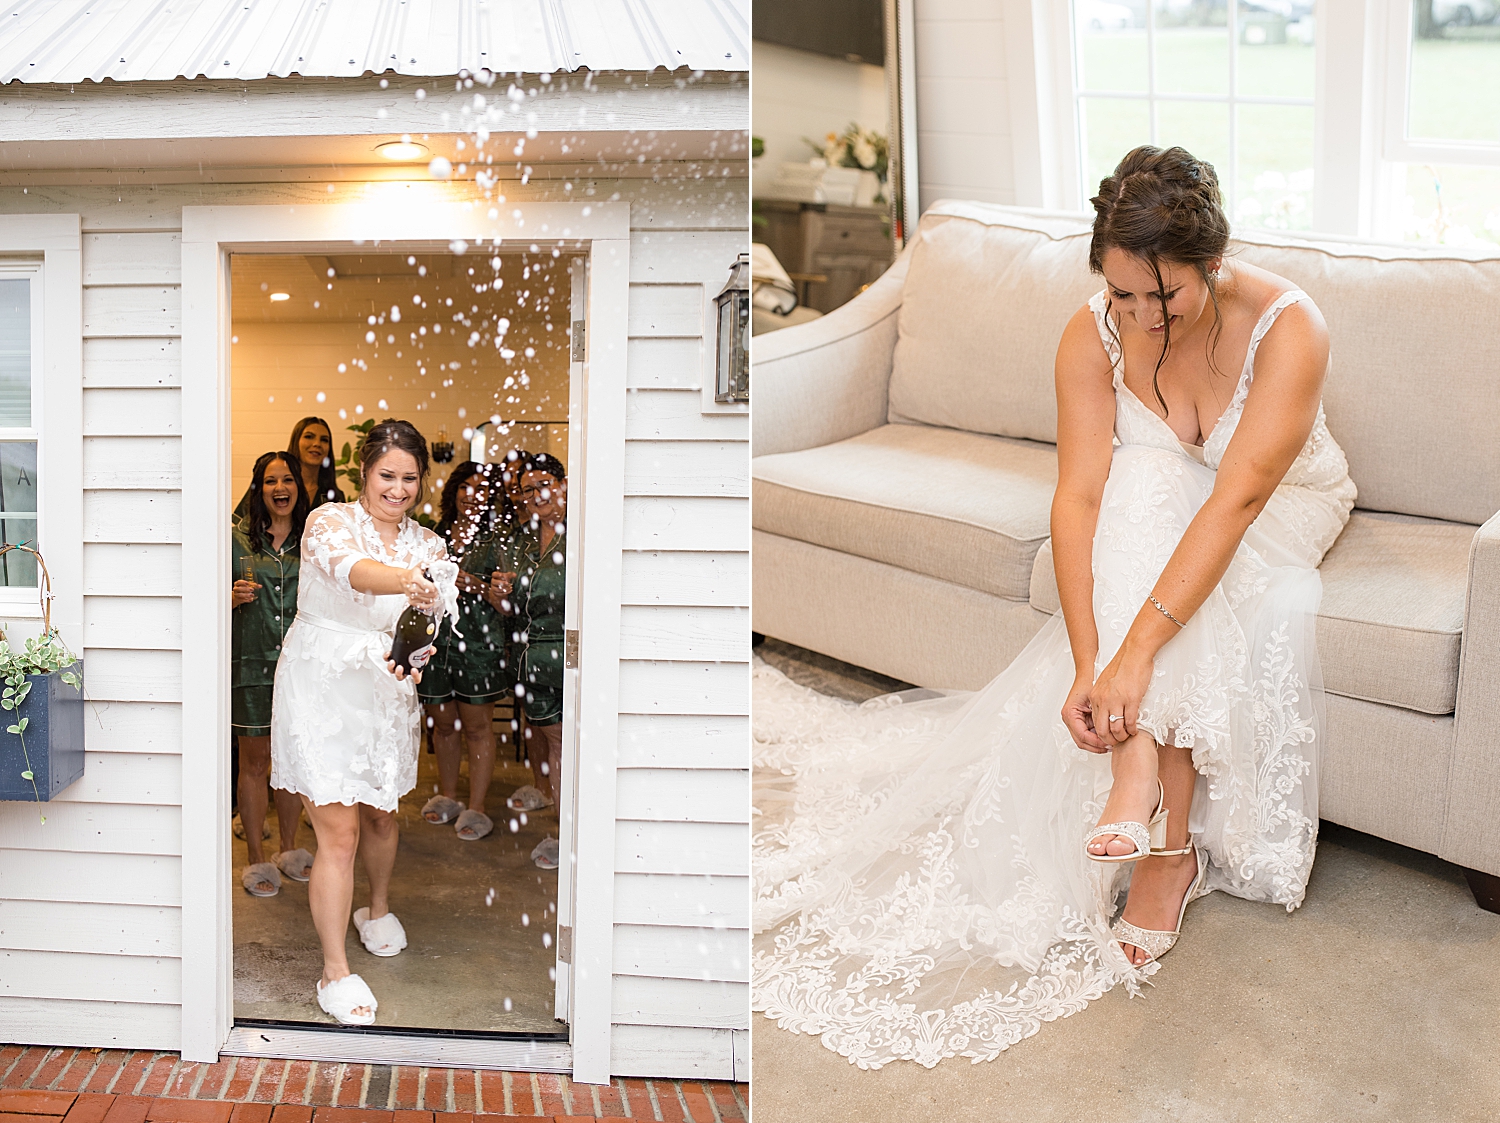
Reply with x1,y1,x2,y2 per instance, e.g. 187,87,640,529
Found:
0,216,81,641
1015,0,1500,242
179,200,630,1086
0,261,43,606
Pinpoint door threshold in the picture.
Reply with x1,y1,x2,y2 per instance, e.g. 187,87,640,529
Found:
224,1022,572,1071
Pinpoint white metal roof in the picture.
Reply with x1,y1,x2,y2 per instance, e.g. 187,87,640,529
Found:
0,0,748,84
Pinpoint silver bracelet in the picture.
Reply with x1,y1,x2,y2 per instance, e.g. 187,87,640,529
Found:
1148,595,1187,628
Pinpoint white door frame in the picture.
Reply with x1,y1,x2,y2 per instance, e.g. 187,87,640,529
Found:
180,198,630,1085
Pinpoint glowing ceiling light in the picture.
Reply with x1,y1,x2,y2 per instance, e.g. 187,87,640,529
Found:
377,139,429,161
269,292,291,302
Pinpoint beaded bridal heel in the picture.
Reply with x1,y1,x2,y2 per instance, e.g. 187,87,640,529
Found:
1112,845,1210,966
1084,779,1182,863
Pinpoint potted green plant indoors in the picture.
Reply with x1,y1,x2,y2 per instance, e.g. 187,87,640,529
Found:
0,544,84,815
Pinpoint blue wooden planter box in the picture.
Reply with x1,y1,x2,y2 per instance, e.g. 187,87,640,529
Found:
0,662,84,801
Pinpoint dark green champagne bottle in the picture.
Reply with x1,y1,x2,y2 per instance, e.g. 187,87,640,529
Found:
390,570,440,674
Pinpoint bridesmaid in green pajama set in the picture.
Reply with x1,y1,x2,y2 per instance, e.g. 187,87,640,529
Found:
232,451,314,897
417,461,514,841
496,453,569,871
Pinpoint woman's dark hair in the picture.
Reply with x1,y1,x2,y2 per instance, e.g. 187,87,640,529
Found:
287,416,343,504
359,419,431,504
1089,145,1231,416
436,460,498,547
522,453,567,483
244,451,311,553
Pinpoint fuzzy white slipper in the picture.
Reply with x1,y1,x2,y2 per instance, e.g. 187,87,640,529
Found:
352,907,408,957
531,837,560,870
233,813,272,840
317,973,377,1026
241,862,281,897
274,848,315,882
507,785,554,812
421,794,465,824
454,808,494,841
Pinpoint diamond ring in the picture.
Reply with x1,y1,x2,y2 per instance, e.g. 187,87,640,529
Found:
1108,714,1124,722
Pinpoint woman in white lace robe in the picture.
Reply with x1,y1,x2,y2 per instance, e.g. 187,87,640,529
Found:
752,146,1357,1067
271,420,457,1024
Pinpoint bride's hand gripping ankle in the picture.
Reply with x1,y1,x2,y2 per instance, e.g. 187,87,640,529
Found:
1089,646,1154,748
1063,670,1109,754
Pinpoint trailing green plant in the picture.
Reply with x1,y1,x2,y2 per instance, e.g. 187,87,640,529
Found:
0,630,81,823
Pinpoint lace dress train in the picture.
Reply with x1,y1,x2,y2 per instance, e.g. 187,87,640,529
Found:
752,290,1357,1068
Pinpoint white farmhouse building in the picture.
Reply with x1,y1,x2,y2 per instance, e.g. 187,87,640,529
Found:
0,1,749,1087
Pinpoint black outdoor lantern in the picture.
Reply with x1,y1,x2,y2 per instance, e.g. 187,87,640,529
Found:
714,252,750,404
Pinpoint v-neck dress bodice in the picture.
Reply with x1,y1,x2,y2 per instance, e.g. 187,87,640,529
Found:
751,287,1358,1069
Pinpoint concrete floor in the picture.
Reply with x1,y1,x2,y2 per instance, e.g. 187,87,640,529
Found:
232,728,562,1034
753,638,1500,1123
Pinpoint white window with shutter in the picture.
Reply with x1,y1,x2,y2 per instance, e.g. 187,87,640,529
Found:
0,261,41,596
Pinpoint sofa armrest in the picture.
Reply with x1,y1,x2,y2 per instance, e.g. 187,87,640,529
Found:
1441,508,1500,874
751,244,911,458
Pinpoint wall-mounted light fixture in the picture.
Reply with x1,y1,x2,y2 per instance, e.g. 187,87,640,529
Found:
714,252,749,404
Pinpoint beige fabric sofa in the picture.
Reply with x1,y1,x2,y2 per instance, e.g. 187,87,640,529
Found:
752,202,1500,905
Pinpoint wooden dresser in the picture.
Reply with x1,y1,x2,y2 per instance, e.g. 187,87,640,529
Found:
754,199,895,314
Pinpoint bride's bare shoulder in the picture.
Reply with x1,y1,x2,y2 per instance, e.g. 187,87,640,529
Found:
1055,302,1113,377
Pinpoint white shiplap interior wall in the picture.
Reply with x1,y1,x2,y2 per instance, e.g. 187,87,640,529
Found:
0,176,749,1076
914,0,1017,210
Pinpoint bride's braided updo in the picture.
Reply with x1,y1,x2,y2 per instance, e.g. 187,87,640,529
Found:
1088,145,1231,415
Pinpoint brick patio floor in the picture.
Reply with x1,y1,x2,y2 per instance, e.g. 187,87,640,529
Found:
0,1047,747,1123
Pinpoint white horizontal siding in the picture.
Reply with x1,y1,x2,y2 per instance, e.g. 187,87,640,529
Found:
83,337,182,388
0,899,180,957
83,491,182,543
616,770,748,824
622,441,748,497
614,874,749,928
0,997,179,1050
83,437,182,490
84,597,183,649
81,232,182,286
619,552,748,608
83,649,182,703
81,545,182,596
83,388,182,436
625,388,747,440
0,950,179,1004
612,976,746,1030
624,338,701,390
609,1024,737,1082
627,283,703,337
617,714,748,769
0,851,181,907
49,753,182,804
82,285,181,337
615,821,746,875
0,802,180,855
621,497,748,551
83,702,183,752
612,925,747,982
619,605,748,662
618,661,748,716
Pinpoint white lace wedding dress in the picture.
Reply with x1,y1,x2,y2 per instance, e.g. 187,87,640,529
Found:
271,502,457,812
752,289,1358,1069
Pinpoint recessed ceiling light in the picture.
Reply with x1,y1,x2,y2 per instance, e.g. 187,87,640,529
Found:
378,140,429,161
269,292,291,302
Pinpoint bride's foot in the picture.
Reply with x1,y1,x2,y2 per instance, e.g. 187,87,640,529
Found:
1116,850,1202,966
1086,735,1159,859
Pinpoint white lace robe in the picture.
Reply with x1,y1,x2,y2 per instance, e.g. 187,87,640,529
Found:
270,502,450,811
752,290,1358,1068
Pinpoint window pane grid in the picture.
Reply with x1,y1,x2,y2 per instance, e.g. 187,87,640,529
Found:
1073,0,1317,230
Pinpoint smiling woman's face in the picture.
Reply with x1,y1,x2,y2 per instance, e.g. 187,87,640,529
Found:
1100,248,1217,341
364,449,422,521
298,423,332,470
262,457,298,520
520,470,566,524
455,472,490,520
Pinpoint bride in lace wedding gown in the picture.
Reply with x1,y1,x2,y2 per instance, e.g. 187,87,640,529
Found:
752,147,1357,1068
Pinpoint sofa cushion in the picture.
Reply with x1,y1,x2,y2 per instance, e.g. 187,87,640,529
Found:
1315,510,1472,715
888,200,1500,526
1028,509,1472,715
888,206,1094,446
752,423,1056,601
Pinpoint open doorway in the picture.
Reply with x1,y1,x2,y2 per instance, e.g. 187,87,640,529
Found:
225,246,575,1036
